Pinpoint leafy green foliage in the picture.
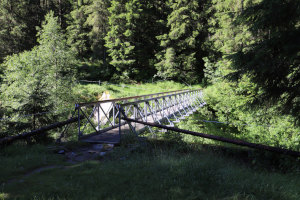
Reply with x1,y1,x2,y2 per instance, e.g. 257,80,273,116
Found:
104,0,140,82
66,0,91,59
0,0,39,61
0,0,72,62
85,0,110,60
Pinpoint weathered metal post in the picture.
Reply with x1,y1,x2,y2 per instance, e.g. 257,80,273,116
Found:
118,104,121,139
113,103,115,126
97,104,100,130
76,104,81,138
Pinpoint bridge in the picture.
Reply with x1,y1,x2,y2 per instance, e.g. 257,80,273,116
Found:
75,89,206,144
1,88,299,157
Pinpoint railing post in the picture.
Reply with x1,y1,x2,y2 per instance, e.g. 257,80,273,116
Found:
76,104,82,138
118,104,121,139
97,104,100,130
113,103,115,126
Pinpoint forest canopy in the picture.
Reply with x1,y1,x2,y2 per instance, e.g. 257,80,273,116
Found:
0,0,299,143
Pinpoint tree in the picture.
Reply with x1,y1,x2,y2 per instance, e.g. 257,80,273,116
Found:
229,0,300,122
85,0,110,61
105,0,160,82
0,12,76,136
155,0,209,84
0,0,73,63
104,0,141,82
0,0,41,62
67,0,92,59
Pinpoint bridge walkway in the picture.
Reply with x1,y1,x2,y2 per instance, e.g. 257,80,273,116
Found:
75,89,205,144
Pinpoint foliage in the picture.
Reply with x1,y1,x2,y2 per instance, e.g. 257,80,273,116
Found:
0,12,76,137
0,0,72,62
0,0,38,61
67,0,110,61
201,82,300,151
229,0,300,122
0,0,299,160
66,0,91,59
105,0,162,82
85,0,110,61
156,0,209,84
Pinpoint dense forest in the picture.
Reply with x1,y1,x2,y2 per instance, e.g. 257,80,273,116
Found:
0,0,299,150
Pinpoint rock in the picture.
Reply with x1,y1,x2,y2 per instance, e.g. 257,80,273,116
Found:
103,144,114,151
92,144,103,151
99,152,106,157
58,150,65,154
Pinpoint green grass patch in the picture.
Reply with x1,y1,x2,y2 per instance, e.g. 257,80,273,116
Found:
0,143,65,183
1,138,300,200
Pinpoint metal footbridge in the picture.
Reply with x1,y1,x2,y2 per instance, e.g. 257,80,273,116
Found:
75,89,206,144
2,88,299,157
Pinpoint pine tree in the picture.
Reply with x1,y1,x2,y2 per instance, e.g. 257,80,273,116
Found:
67,0,91,59
105,0,160,82
0,0,40,62
0,11,76,135
229,0,300,122
85,0,110,61
155,0,208,84
104,0,140,81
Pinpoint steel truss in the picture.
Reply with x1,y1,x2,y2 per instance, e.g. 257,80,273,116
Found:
75,89,205,139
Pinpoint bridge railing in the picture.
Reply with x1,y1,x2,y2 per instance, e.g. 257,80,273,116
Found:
75,89,205,139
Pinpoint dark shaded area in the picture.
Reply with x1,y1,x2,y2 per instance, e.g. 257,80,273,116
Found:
228,0,300,123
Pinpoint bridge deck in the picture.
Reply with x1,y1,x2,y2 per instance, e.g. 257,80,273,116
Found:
79,109,193,144
79,121,146,144
77,89,203,144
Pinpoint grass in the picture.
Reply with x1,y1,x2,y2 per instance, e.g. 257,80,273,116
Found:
1,81,300,199
1,137,300,200
0,143,65,183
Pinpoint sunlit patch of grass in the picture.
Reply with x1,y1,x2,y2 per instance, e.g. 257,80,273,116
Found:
0,193,9,200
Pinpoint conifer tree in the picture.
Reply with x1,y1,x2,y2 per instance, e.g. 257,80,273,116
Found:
229,0,300,122
67,0,91,59
85,0,110,61
156,0,208,83
0,12,76,134
0,0,41,61
105,0,161,82
105,0,141,81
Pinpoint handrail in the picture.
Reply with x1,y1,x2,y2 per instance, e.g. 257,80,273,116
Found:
76,89,192,107
120,89,201,107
